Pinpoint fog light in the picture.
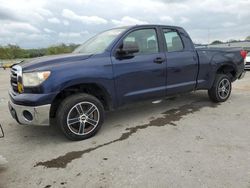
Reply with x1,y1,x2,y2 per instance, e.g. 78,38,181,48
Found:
23,110,33,122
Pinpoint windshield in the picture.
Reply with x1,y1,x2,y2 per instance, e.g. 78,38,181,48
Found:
73,28,126,55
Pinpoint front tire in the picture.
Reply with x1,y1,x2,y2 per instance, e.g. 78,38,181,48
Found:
208,74,232,103
56,93,104,141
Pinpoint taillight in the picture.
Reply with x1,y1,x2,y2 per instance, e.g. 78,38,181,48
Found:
240,50,247,59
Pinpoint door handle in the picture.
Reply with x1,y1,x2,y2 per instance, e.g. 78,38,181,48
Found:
154,57,165,64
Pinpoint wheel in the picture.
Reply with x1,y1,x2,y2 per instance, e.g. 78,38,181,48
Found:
56,93,104,141
208,74,232,103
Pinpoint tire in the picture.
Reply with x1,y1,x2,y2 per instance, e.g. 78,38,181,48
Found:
208,74,232,103
56,93,104,141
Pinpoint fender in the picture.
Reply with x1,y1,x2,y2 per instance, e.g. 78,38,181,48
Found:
208,52,238,88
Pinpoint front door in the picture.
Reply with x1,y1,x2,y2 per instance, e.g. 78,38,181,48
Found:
111,28,166,106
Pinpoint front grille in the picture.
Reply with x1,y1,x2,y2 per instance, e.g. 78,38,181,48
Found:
10,65,22,93
10,67,18,93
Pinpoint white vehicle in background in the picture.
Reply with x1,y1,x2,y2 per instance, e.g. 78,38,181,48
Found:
245,52,250,70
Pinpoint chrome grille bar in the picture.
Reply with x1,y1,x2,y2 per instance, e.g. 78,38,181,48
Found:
10,65,22,93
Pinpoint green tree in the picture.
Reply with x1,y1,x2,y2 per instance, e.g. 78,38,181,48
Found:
0,43,80,59
228,39,239,43
46,43,79,55
245,36,250,41
210,40,223,45
0,45,29,59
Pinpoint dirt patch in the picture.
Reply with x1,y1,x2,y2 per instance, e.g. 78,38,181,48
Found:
34,100,219,169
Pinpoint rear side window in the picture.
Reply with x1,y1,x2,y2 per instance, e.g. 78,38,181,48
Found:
163,29,184,52
123,29,159,55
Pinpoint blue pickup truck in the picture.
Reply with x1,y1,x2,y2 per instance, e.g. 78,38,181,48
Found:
8,25,246,140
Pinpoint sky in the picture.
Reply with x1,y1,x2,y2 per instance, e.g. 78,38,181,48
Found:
0,0,250,48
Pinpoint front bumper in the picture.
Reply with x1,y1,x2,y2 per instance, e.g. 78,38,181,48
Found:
8,100,51,126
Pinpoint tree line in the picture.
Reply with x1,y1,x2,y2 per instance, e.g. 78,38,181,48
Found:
0,43,80,59
211,36,250,45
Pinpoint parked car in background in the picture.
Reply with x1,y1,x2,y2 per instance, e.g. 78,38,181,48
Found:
3,63,14,69
0,62,16,69
8,25,246,140
245,52,250,70
0,60,24,69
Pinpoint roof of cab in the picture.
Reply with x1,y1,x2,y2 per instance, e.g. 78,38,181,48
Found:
122,24,183,30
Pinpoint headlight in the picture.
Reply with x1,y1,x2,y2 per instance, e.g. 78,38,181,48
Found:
23,71,51,87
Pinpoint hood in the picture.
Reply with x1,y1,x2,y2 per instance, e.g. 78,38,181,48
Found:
19,53,92,72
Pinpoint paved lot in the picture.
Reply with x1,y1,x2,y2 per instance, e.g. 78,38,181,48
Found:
0,69,250,188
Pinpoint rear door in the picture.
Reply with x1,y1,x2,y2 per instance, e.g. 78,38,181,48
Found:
111,27,166,106
162,28,199,95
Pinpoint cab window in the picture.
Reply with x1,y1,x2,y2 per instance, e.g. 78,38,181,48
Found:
163,29,184,52
123,29,159,55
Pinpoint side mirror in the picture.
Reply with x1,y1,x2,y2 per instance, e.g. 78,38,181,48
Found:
116,41,139,57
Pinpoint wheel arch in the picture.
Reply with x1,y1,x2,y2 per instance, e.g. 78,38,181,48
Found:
50,83,113,118
215,63,237,82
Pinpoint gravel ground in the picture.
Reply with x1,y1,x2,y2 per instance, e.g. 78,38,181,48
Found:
0,69,249,188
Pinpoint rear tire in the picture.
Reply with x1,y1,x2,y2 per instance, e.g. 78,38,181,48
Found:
56,93,104,141
208,74,232,103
